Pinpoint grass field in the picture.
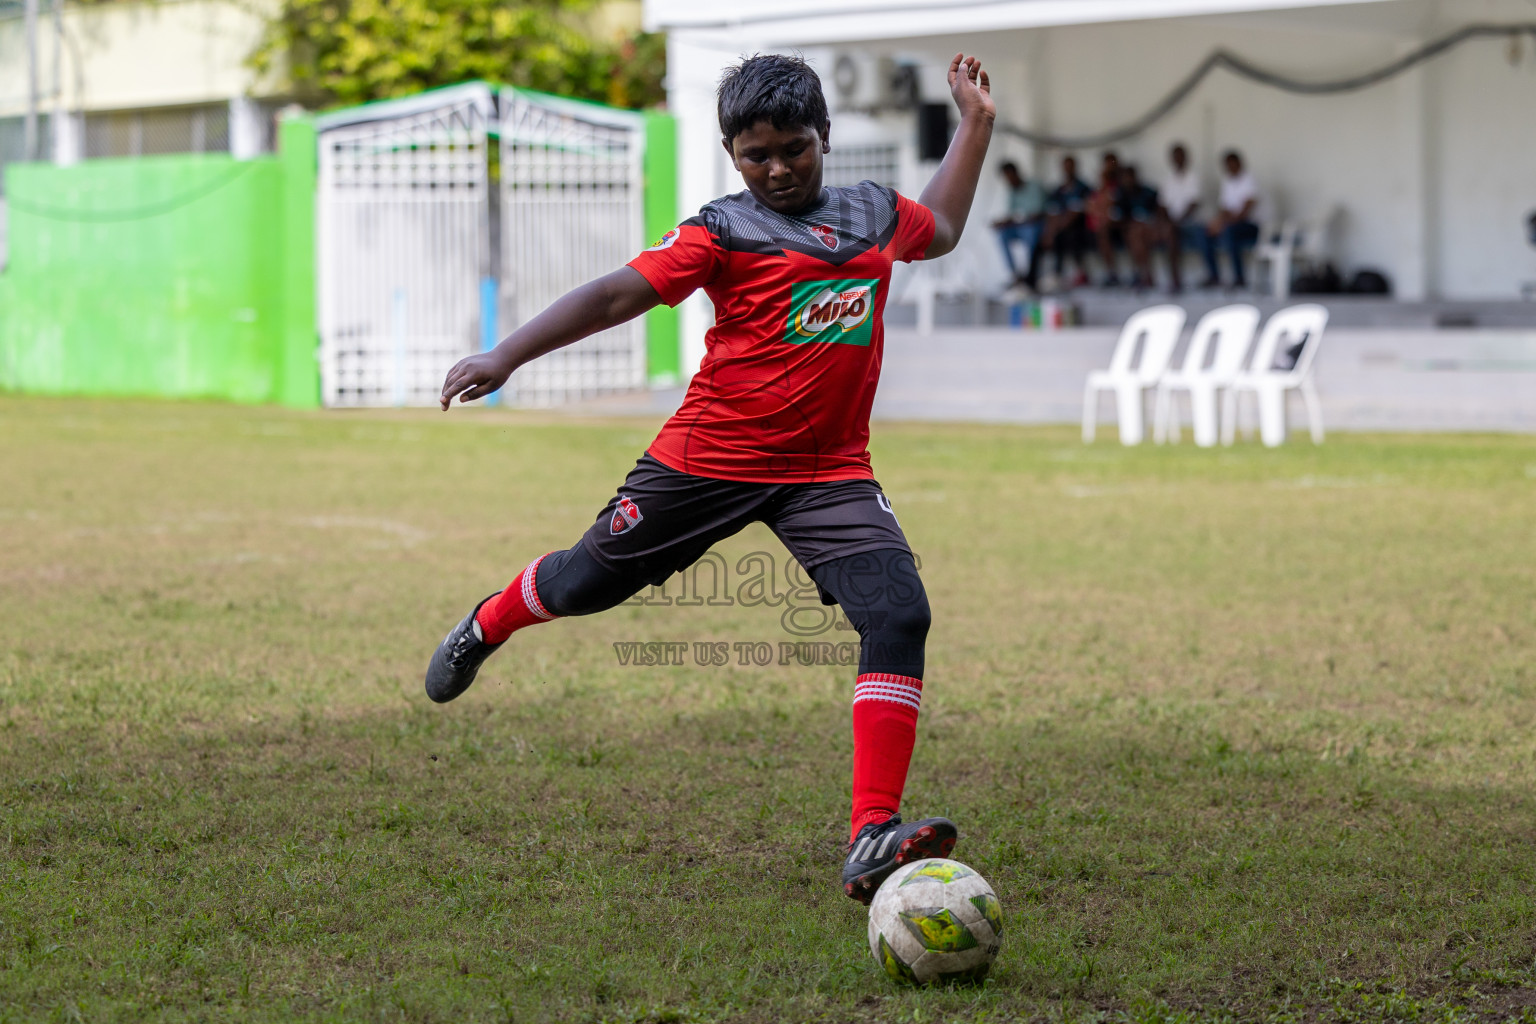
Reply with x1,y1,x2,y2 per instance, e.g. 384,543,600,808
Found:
2,395,1535,1023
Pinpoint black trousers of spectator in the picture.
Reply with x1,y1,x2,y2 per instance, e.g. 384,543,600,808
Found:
1051,215,1093,274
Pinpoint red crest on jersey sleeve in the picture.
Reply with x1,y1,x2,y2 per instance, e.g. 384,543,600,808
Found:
891,193,937,263
627,221,723,307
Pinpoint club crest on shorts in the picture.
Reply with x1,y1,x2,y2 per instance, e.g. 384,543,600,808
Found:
809,223,839,250
610,496,644,535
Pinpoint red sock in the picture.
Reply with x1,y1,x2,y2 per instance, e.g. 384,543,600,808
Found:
474,554,557,644
850,672,923,842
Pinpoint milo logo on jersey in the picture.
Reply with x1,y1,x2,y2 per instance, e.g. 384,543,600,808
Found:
785,279,880,346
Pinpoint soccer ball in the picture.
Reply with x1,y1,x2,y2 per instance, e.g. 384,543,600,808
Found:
867,858,1002,986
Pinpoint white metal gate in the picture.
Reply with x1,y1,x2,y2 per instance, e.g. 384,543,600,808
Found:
316,85,494,408
499,90,646,406
315,84,648,409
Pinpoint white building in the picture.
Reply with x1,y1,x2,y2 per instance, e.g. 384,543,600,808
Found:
0,0,285,168
647,0,1536,366
0,0,646,172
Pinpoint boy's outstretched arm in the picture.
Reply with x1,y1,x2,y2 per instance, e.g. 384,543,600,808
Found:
919,54,996,259
440,267,662,409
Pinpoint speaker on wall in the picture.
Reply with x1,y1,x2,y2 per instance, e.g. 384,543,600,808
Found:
917,103,952,162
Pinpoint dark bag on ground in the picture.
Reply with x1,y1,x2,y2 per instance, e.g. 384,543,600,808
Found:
1292,262,1342,294
1347,269,1392,295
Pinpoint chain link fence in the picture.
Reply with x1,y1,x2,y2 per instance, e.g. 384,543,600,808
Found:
84,103,232,159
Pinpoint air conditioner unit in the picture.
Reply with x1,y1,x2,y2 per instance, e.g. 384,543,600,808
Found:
832,53,897,111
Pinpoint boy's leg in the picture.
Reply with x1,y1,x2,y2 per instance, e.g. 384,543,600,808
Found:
427,544,651,704
810,548,930,837
475,542,651,645
426,453,769,703
766,482,957,901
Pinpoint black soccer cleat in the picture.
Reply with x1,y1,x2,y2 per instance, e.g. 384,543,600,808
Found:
842,814,958,905
424,594,503,704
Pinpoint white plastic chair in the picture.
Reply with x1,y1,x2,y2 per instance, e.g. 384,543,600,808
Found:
1253,209,1338,299
1082,305,1187,445
1252,221,1300,299
1152,304,1260,448
1221,303,1329,447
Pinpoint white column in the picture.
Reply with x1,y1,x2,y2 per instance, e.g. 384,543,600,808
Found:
24,0,40,161
230,96,264,160
51,111,81,166
1394,35,1433,301
668,31,740,379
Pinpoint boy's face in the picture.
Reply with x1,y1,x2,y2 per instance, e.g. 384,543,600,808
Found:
724,120,830,215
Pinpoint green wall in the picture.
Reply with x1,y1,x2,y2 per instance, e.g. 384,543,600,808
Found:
0,100,670,407
643,110,680,388
0,120,319,407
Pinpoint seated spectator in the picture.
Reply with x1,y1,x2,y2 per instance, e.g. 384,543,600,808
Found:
1041,155,1093,290
1158,143,1204,293
992,161,1047,290
1201,150,1262,289
1087,152,1124,286
1113,165,1160,290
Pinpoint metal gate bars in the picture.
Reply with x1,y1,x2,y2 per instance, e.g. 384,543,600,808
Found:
316,84,648,409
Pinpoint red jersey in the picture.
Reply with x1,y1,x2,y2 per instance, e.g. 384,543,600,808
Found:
627,182,935,483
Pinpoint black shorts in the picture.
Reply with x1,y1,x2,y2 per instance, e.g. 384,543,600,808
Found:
580,453,912,595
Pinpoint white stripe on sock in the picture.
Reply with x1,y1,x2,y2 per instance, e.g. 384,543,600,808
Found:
853,679,922,711
521,554,554,620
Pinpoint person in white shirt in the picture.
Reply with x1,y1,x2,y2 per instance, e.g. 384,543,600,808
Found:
1200,150,1262,289
1159,143,1204,293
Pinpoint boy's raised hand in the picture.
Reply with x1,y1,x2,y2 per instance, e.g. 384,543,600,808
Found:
917,55,996,258
947,54,994,122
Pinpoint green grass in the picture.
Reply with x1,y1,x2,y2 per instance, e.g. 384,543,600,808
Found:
2,395,1535,1023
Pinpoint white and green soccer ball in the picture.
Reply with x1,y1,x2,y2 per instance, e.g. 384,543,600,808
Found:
867,858,1003,986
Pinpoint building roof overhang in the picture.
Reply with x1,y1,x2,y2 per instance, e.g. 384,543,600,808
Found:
645,0,1405,44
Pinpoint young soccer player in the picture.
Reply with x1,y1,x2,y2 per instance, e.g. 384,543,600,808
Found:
428,52,995,903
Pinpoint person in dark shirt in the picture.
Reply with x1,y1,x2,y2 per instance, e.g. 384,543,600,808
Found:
1087,153,1123,286
1113,165,1161,290
1041,155,1092,288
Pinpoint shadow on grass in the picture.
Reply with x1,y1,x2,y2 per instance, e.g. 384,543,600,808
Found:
5,695,1536,1023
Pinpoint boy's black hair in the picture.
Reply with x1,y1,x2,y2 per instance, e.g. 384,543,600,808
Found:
999,161,1020,175
717,54,830,144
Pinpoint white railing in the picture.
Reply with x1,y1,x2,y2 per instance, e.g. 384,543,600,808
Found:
498,90,647,407
316,85,493,408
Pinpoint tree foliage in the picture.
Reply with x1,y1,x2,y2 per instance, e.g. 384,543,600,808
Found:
253,0,666,109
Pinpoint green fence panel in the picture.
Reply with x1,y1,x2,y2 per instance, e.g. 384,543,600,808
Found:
0,140,320,407
277,117,319,408
643,110,680,388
